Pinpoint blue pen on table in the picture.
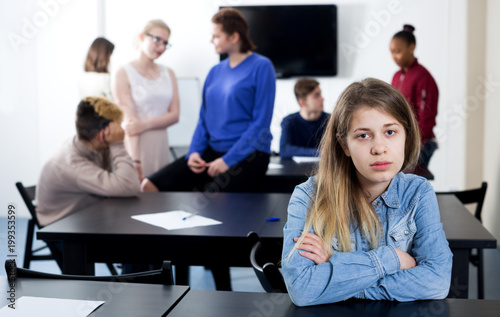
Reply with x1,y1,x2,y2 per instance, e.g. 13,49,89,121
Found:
182,213,197,221
266,217,280,222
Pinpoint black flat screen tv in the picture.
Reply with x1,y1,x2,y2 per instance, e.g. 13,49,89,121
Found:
220,5,337,78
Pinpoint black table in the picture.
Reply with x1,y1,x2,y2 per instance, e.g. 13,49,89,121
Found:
37,192,496,298
38,192,290,274
438,194,497,298
0,277,189,316
167,290,500,317
262,157,317,193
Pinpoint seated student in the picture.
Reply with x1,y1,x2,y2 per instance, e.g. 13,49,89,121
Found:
282,78,452,306
280,79,330,158
35,97,141,227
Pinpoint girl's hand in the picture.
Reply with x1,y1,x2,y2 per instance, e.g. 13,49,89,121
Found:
394,247,417,270
124,119,147,136
187,153,208,174
207,158,229,177
294,232,331,265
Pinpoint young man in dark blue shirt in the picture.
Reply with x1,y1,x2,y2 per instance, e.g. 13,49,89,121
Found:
280,79,330,158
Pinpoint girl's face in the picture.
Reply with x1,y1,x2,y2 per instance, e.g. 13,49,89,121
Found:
389,38,414,69
341,106,406,195
211,23,237,55
140,26,170,60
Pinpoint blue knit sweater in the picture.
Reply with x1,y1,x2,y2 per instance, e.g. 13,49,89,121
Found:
187,53,276,167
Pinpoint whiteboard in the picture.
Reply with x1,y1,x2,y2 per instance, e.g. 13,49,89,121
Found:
168,77,201,146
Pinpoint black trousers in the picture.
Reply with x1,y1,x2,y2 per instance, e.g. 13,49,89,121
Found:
149,147,270,193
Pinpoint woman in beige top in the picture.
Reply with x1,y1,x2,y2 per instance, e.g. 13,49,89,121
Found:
113,19,180,180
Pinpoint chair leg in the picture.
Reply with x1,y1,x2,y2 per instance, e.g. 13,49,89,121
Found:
106,263,118,276
175,265,190,285
46,241,64,271
23,220,35,269
211,265,232,291
477,249,484,299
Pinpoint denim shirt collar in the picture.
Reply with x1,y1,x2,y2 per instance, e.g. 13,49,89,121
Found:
376,172,403,209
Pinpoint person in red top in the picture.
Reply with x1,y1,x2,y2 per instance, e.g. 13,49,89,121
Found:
390,24,438,174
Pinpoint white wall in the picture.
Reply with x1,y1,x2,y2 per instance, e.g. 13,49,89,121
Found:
465,1,486,187
0,0,473,218
0,1,41,216
483,0,500,240
0,0,100,217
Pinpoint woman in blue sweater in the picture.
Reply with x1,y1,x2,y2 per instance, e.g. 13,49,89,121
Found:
142,8,276,193
141,8,275,291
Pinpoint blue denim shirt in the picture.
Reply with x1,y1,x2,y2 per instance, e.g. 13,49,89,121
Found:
282,172,453,306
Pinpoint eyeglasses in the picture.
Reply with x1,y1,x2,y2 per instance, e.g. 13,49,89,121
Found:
145,33,172,48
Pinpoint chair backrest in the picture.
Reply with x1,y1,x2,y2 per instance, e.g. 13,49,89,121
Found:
16,182,42,228
437,182,487,222
5,259,174,285
247,231,287,293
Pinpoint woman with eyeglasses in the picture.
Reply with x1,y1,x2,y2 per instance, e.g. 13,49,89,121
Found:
113,19,180,181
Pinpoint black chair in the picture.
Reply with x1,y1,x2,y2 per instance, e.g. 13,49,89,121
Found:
436,182,488,299
5,259,174,285
15,182,118,275
247,231,287,293
16,182,61,269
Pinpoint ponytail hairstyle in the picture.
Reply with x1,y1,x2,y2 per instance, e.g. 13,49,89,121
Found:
393,24,416,46
294,78,420,257
212,8,256,53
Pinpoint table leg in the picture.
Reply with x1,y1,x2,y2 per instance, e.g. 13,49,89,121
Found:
448,248,469,298
62,242,94,275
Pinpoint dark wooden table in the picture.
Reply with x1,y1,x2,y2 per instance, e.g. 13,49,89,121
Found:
167,290,500,317
38,192,290,274
37,192,496,298
438,193,497,298
261,156,317,193
0,277,189,316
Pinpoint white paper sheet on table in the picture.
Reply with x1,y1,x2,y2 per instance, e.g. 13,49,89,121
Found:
292,156,321,163
0,296,104,317
268,162,284,169
131,210,222,230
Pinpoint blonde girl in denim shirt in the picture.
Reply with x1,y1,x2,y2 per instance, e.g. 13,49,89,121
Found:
282,78,452,306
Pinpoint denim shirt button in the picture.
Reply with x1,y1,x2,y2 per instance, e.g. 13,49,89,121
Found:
404,230,410,235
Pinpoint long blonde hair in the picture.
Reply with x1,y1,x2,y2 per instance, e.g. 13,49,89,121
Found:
298,78,420,256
